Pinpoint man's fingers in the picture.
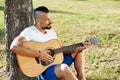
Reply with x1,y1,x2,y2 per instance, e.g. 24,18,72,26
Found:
47,55,53,61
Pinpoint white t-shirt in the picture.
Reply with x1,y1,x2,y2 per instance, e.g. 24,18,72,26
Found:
20,25,57,42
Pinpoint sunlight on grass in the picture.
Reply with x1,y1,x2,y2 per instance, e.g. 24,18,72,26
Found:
0,0,4,29
0,50,6,66
87,65,120,80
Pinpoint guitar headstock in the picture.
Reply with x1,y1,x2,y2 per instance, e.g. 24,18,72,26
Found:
89,37,100,45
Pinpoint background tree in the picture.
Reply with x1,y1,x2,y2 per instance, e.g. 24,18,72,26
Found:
4,0,35,79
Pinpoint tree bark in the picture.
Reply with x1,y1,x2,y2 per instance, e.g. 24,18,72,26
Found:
5,0,35,80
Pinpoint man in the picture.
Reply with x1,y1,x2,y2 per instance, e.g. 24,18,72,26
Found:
10,6,90,80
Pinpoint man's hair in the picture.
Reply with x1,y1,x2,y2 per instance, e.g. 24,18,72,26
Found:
34,6,49,13
34,6,49,19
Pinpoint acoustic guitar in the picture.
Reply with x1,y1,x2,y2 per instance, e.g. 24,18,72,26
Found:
16,37,100,77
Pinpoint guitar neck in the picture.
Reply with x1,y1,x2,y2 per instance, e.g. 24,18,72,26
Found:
54,42,84,54
53,37,100,54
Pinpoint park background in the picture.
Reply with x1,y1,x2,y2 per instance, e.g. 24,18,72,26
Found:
0,0,120,80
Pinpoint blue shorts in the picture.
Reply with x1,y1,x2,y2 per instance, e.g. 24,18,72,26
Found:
36,54,74,80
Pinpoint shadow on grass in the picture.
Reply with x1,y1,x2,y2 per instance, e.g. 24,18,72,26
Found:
0,29,4,37
0,6,4,11
50,10,78,14
0,29,5,44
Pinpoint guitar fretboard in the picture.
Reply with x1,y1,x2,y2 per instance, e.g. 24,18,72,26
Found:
53,37,100,54
54,42,84,54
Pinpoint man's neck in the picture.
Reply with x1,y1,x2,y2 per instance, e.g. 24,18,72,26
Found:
34,24,47,34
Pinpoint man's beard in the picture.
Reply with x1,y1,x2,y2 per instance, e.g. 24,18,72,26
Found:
42,23,52,29
42,26,51,29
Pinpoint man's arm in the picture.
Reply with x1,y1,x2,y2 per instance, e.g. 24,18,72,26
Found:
10,35,40,57
10,35,53,63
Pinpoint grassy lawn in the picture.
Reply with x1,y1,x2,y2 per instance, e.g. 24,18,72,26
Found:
0,0,120,80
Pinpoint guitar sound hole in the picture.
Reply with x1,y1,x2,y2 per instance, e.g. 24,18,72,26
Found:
41,49,55,66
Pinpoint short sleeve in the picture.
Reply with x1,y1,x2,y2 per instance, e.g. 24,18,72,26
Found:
20,28,32,41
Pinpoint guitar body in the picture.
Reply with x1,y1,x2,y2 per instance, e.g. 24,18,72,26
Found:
16,37,100,77
16,39,63,77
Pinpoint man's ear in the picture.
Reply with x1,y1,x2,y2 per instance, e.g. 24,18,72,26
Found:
36,18,41,25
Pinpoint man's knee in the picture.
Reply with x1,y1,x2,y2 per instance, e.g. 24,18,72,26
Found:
60,64,70,73
55,64,71,78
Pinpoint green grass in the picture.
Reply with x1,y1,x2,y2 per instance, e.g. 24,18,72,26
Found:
87,65,120,80
0,0,120,79
0,0,5,45
0,0,4,28
0,50,6,66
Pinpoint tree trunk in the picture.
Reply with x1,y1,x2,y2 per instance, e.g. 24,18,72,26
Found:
5,0,35,80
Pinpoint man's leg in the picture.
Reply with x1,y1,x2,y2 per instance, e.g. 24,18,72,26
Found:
55,52,86,80
72,52,86,80
36,64,78,80
54,51,86,80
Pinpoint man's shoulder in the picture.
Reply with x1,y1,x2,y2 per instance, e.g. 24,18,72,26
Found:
20,25,35,34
